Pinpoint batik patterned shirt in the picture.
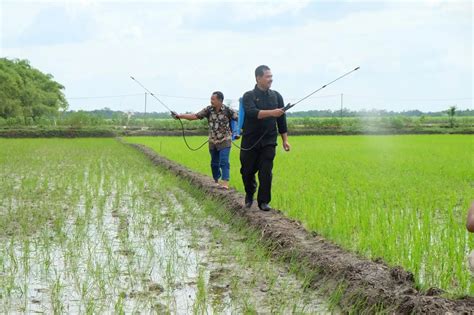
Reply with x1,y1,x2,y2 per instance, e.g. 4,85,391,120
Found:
196,105,238,150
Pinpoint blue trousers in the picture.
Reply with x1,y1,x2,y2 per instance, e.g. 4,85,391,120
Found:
210,146,231,181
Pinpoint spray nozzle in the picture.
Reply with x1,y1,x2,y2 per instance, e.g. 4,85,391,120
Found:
283,103,294,112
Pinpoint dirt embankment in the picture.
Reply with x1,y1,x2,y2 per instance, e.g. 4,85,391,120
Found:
127,142,474,314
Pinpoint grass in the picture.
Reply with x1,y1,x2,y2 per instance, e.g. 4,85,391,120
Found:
125,134,474,296
0,138,329,313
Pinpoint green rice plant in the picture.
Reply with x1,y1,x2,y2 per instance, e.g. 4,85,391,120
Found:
0,138,336,312
126,135,474,296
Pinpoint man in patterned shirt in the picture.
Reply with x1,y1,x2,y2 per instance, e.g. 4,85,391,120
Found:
173,91,238,189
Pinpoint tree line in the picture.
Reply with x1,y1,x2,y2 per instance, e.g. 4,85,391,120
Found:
0,58,68,125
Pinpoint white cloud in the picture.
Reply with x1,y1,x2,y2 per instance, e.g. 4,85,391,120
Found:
226,0,311,21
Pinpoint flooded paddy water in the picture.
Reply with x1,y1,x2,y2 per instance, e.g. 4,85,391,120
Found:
0,139,330,313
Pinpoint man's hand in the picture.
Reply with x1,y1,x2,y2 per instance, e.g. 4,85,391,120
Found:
171,111,179,120
257,108,285,119
280,132,290,152
272,108,285,118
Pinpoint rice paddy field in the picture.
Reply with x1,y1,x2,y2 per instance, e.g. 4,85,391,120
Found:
0,138,330,313
126,135,474,297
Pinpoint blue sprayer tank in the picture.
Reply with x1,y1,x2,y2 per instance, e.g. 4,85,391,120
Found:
231,97,244,141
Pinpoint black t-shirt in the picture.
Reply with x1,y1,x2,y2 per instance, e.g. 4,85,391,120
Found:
241,85,288,148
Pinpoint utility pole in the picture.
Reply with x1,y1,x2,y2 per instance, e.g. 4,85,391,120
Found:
340,93,343,119
144,92,147,127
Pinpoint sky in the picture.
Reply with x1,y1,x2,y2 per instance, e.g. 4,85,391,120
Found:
1,0,472,113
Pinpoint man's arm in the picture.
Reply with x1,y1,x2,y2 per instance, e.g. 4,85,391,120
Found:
174,106,209,121
258,109,284,119
276,92,290,151
243,92,284,120
276,92,288,133
176,113,199,120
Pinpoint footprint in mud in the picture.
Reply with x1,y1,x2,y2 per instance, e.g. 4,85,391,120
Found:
115,249,134,256
128,290,150,299
172,280,197,290
187,244,207,251
129,286,164,299
211,284,230,295
148,282,165,294
209,267,230,282
259,282,270,293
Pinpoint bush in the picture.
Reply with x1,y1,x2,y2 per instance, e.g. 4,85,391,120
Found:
35,116,54,127
389,116,404,129
0,127,117,138
6,117,22,126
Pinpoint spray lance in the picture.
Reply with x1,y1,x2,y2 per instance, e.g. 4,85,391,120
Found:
130,66,360,151
130,76,209,151
232,66,360,151
281,66,360,112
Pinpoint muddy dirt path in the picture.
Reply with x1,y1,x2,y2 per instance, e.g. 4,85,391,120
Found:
128,142,474,314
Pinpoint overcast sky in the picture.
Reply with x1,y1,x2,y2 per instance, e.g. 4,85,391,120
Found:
1,0,472,113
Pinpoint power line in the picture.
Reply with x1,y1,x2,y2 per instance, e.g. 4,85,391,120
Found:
66,92,210,101
151,93,209,101
286,93,341,101
66,91,472,104
344,94,472,102
66,92,342,102
67,93,143,100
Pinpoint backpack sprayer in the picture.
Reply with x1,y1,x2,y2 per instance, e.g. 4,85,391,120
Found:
130,66,360,151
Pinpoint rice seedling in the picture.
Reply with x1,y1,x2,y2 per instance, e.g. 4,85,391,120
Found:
126,134,474,296
0,138,329,313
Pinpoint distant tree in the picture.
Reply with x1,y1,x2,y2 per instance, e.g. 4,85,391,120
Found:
447,106,456,128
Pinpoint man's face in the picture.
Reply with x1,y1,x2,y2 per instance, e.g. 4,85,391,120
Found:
210,94,222,107
256,69,273,90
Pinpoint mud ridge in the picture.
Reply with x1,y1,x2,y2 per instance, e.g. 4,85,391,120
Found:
127,142,474,314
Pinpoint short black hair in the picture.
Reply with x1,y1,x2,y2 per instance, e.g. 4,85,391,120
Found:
212,91,224,101
255,65,270,78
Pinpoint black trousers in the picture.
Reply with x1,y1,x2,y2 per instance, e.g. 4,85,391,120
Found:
240,145,276,205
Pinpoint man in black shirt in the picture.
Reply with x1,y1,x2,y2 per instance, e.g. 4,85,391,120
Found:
240,65,290,211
